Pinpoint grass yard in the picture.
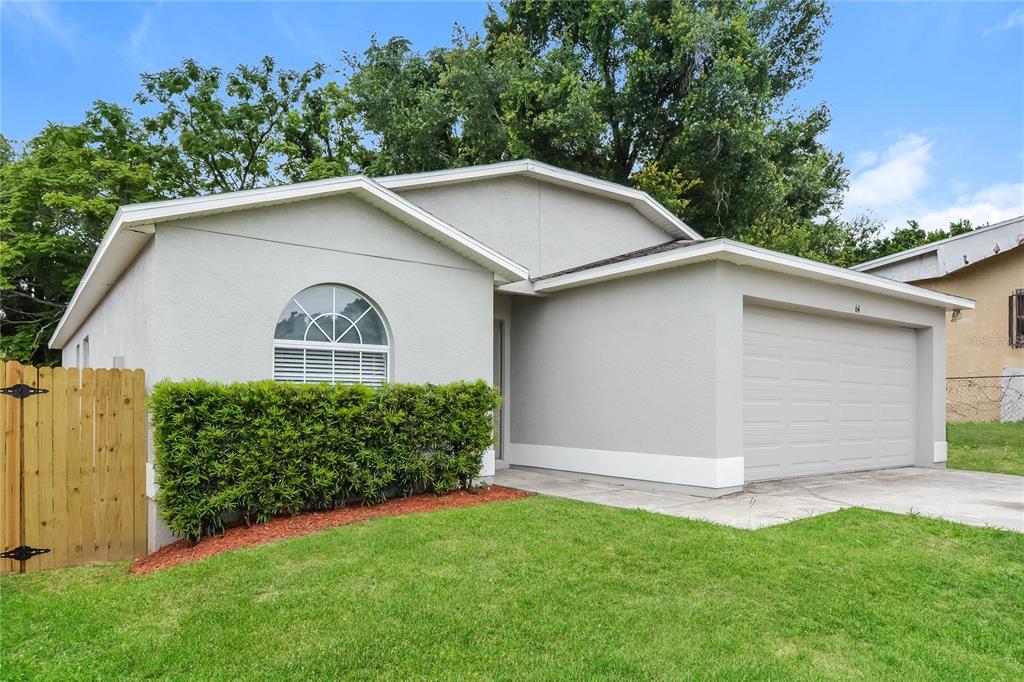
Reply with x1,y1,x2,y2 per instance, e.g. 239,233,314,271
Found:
947,421,1024,476
3,497,1023,681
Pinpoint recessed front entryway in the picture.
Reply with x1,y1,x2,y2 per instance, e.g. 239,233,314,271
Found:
742,305,917,481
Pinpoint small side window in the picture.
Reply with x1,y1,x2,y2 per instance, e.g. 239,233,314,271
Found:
1011,290,1024,349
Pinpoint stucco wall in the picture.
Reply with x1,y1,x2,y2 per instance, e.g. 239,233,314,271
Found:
62,240,156,373
914,247,1023,378
397,177,670,276
508,263,728,490
148,193,494,385
511,264,718,455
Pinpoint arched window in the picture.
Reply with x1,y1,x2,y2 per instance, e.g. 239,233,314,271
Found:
273,284,390,385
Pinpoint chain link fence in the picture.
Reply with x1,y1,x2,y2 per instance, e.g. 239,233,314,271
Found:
946,374,1024,422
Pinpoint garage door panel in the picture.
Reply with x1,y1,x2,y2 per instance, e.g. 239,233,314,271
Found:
743,356,784,382
792,359,833,384
743,305,917,481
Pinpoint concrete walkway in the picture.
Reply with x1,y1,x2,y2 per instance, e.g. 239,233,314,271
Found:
495,467,1024,532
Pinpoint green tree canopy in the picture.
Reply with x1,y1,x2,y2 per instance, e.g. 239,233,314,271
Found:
1,103,166,362
345,0,845,236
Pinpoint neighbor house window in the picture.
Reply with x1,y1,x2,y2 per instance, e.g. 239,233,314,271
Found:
273,284,390,385
1011,289,1024,348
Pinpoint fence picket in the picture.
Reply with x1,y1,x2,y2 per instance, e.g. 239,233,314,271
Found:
132,370,148,557
21,365,41,573
94,369,112,563
36,367,55,571
79,368,98,563
50,368,69,569
117,370,134,559
0,361,19,573
66,368,85,565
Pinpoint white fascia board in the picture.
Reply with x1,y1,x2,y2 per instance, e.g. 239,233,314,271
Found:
534,238,976,311
379,159,703,241
853,214,1024,273
496,280,546,297
49,177,529,349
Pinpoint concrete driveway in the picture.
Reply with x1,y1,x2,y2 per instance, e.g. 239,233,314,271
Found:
495,467,1024,532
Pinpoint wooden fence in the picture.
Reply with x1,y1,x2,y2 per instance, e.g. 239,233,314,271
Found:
1,361,147,573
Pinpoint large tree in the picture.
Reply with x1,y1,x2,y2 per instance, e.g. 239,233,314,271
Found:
0,103,165,362
345,0,845,237
135,56,326,193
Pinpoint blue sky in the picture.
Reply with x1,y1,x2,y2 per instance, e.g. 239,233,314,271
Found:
2,1,1022,231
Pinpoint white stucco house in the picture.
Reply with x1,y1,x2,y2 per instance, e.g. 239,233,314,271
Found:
50,160,973,546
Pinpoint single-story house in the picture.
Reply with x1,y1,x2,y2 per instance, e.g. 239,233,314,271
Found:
49,160,973,549
855,216,1023,421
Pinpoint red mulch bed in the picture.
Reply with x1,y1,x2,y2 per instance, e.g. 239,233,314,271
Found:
131,485,530,575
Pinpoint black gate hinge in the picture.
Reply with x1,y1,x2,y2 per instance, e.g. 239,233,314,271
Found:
1,546,51,562
0,383,48,399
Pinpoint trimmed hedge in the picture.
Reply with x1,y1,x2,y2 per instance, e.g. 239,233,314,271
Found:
150,379,501,541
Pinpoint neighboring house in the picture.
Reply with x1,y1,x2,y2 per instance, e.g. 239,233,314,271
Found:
855,216,1024,422
49,160,972,549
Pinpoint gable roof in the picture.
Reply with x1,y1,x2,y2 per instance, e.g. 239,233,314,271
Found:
49,176,530,349
530,237,975,311
853,215,1024,281
377,159,703,241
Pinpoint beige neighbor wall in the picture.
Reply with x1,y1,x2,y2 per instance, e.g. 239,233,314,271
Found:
913,247,1024,421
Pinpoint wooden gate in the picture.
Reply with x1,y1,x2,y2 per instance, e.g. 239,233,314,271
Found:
1,361,147,573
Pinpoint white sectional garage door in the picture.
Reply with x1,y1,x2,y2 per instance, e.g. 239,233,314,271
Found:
742,305,916,481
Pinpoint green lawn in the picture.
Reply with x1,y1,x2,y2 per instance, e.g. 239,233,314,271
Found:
947,421,1024,476
3,497,1022,680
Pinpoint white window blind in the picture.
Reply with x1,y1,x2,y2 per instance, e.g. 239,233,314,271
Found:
273,347,388,386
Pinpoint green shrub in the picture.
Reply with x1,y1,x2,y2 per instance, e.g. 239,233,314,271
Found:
150,379,501,541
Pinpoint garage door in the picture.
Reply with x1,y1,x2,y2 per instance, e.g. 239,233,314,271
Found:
742,305,916,481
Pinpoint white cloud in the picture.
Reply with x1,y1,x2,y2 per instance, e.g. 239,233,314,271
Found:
852,150,878,169
915,182,1024,231
983,7,1024,36
846,134,933,212
843,133,1024,232
126,11,154,54
3,1,78,54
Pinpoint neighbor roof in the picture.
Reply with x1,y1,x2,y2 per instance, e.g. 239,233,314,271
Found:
530,238,976,311
853,214,1024,280
377,159,703,241
49,176,530,349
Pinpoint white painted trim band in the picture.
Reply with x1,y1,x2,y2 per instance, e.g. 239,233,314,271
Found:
933,441,948,464
507,443,744,489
